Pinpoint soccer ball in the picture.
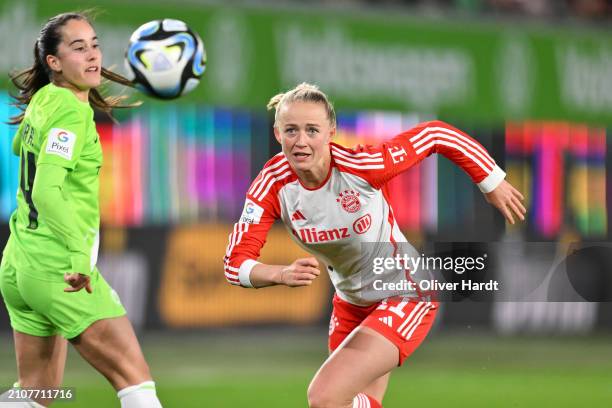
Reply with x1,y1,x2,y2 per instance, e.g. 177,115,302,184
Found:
125,19,206,99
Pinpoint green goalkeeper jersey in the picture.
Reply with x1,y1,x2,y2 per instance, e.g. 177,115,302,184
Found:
5,83,102,278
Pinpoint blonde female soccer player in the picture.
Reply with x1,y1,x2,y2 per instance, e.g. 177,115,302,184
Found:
224,83,525,408
0,12,162,407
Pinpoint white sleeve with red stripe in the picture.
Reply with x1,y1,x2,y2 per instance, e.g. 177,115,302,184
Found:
332,120,505,192
223,155,285,288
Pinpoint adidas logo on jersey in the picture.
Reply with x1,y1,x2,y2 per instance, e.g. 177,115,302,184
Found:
293,227,350,243
291,210,306,221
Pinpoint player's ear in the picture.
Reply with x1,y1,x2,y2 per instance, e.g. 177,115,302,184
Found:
273,126,282,144
328,126,336,143
46,54,61,73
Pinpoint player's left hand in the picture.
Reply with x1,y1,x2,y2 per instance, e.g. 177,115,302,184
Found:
484,180,526,224
64,273,93,294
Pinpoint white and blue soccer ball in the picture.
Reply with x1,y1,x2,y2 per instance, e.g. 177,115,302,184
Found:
125,19,207,99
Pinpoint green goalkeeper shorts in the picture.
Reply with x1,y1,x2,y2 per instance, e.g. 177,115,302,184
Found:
0,250,126,339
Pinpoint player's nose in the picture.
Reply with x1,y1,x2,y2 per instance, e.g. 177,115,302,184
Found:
87,47,100,61
295,131,308,147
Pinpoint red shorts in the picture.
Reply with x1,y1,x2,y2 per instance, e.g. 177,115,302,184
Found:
328,294,438,365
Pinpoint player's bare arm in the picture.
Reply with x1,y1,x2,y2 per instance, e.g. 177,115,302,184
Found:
250,257,320,288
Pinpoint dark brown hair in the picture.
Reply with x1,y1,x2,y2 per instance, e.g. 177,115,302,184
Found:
8,12,138,125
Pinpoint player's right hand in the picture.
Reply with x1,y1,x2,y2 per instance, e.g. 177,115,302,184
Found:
279,257,320,287
484,179,526,225
64,272,93,294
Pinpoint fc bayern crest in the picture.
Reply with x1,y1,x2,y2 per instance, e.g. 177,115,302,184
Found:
336,190,361,213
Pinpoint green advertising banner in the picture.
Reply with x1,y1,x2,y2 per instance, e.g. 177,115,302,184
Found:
1,0,611,125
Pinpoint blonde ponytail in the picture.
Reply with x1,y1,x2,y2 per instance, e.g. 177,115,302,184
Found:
267,83,335,127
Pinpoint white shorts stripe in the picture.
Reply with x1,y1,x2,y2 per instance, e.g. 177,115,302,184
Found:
401,302,432,339
403,305,432,340
396,301,427,334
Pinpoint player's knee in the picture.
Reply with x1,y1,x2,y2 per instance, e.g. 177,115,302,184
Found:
306,390,330,408
307,380,324,408
307,381,347,408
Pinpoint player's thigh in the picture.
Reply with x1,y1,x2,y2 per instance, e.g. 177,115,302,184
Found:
13,330,68,389
308,326,398,407
70,315,151,391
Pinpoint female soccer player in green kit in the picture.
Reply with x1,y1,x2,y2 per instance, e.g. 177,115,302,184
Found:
0,13,162,407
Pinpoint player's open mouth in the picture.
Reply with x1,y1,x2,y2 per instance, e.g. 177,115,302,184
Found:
293,152,311,161
85,66,99,73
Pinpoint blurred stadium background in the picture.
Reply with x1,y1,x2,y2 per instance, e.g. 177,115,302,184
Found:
1,0,611,406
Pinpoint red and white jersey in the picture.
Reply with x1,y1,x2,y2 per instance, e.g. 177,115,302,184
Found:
224,120,505,306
